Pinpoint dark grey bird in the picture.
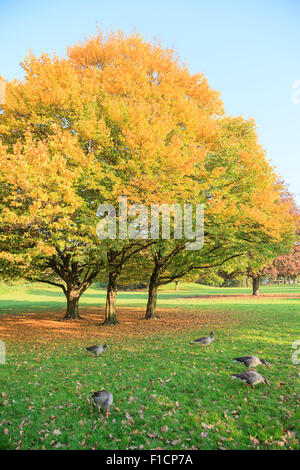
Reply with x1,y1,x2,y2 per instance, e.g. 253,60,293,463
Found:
233,355,271,370
231,370,270,389
193,331,214,349
92,390,113,419
85,344,108,357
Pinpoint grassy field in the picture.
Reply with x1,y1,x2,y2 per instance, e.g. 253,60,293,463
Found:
0,281,299,313
0,282,299,450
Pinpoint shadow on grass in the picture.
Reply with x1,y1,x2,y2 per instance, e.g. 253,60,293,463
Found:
1,284,300,317
26,287,149,300
0,299,65,314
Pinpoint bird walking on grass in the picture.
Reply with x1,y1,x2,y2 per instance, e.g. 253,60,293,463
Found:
85,344,108,357
92,390,113,419
231,370,270,389
192,331,214,349
233,355,271,370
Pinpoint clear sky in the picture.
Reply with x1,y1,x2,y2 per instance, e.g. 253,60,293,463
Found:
0,0,299,204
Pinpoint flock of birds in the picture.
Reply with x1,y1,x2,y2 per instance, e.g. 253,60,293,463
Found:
85,344,112,418
85,331,271,420
193,331,271,388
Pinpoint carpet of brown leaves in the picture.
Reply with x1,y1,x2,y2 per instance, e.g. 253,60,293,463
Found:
0,306,240,343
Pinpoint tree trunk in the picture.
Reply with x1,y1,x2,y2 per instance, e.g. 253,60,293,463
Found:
252,276,260,296
145,267,161,319
63,289,81,319
175,280,179,292
145,281,158,319
104,273,119,324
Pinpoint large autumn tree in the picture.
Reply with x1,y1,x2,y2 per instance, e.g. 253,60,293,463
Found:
142,117,298,317
0,31,298,321
69,31,226,323
0,31,224,321
0,130,106,319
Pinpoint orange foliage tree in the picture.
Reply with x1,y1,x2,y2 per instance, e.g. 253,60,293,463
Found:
0,31,224,322
143,117,299,315
245,193,299,295
0,131,104,318
0,31,298,320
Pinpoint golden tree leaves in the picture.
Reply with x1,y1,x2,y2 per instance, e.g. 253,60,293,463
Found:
0,29,298,316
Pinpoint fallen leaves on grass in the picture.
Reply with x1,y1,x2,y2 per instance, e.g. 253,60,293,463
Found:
0,307,240,343
201,423,214,430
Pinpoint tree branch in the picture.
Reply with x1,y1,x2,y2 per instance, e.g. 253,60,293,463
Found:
159,253,244,285
25,277,66,294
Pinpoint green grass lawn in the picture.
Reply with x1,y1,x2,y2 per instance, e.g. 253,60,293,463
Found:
0,282,299,450
0,281,299,314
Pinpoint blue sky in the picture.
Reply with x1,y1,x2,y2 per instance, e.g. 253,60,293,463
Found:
0,0,299,204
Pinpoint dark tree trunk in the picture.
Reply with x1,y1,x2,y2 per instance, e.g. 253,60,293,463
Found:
63,288,82,319
252,276,260,296
145,280,158,319
145,266,161,319
104,273,119,324
34,251,100,321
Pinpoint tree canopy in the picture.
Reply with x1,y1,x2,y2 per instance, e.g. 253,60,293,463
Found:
0,31,298,320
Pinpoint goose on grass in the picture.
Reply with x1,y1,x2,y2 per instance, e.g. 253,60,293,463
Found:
192,331,214,349
231,370,270,389
92,390,113,419
233,355,271,370
85,344,108,357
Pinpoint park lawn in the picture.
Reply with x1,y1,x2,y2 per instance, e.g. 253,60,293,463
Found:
0,281,300,314
0,283,299,450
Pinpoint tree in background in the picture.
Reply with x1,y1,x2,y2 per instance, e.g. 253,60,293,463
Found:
272,245,300,283
245,194,299,295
